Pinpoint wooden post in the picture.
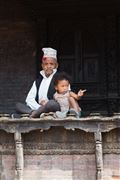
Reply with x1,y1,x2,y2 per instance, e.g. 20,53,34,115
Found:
94,131,103,180
14,132,24,180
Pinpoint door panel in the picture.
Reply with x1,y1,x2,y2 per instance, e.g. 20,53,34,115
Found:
47,17,107,113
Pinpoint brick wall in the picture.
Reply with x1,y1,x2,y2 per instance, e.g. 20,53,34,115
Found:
23,154,96,180
2,154,120,180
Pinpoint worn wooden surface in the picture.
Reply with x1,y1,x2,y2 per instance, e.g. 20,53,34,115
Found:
0,115,120,133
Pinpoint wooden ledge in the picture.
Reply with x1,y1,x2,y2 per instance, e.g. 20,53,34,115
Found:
0,114,120,133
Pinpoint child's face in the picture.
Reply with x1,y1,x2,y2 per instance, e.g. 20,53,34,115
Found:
55,79,69,94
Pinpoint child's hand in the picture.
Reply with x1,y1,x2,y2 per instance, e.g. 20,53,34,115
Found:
39,100,48,106
78,89,87,97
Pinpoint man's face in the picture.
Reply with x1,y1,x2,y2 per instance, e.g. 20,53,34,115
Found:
41,57,58,77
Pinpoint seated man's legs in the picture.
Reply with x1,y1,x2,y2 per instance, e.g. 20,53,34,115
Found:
30,100,60,118
16,102,33,114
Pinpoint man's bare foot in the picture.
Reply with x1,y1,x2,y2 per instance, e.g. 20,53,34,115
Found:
30,110,39,118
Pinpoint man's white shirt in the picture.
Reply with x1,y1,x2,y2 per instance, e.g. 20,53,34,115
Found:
26,69,57,110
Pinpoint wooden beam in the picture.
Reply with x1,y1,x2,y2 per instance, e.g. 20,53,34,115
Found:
14,132,24,180
94,131,103,180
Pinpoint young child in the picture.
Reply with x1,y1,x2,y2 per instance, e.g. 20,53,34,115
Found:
53,72,86,118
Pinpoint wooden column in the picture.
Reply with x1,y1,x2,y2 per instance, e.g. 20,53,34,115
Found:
94,131,103,180
14,132,24,180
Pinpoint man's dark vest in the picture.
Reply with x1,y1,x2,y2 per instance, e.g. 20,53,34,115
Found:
35,72,58,103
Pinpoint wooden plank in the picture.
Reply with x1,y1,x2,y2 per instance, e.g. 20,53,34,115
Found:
94,131,103,180
14,132,24,180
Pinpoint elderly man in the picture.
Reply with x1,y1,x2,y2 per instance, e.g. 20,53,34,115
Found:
15,47,60,118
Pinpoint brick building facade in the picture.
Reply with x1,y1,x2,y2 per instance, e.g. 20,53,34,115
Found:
0,1,120,180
